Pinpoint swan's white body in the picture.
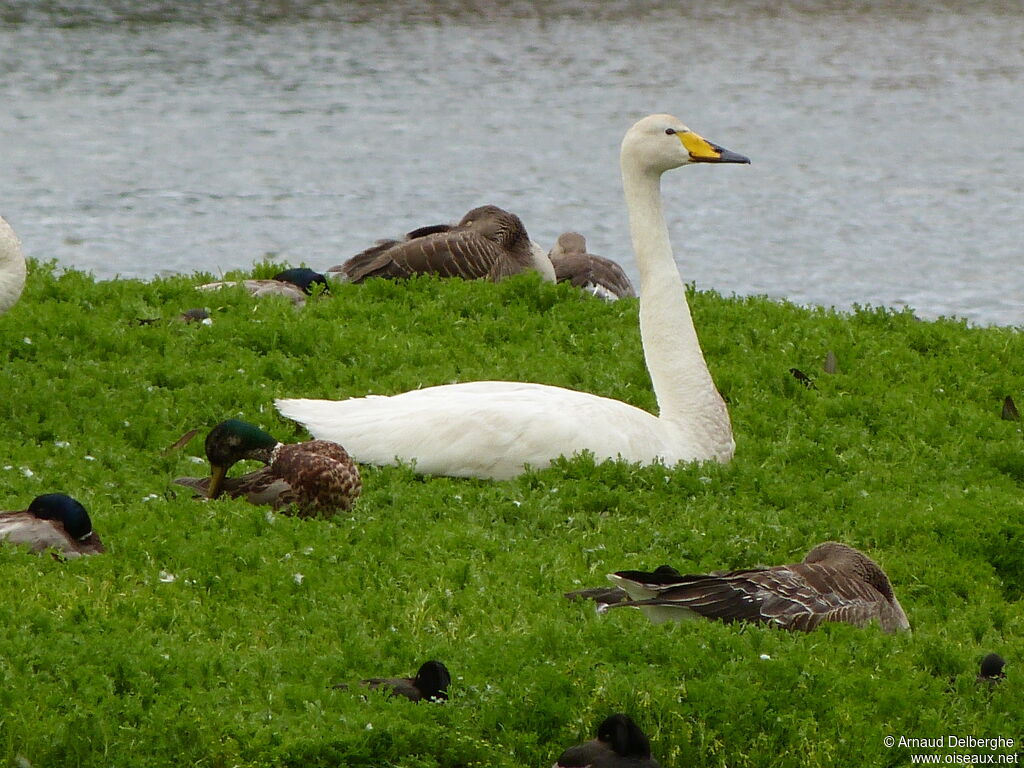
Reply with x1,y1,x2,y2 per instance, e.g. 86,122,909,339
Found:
0,216,27,315
277,114,747,479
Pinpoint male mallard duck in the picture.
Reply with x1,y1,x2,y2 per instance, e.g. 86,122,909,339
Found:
1,215,27,315
554,713,661,768
332,205,555,283
196,267,329,307
174,419,361,517
339,660,451,702
0,494,105,558
602,542,910,633
548,232,636,301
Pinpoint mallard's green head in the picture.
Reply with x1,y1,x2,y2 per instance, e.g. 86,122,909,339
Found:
28,493,95,541
273,268,329,295
205,419,279,498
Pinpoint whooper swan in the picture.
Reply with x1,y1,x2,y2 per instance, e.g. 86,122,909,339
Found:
276,114,748,479
0,216,26,315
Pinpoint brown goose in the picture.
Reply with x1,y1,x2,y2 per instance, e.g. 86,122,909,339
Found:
564,564,681,606
0,494,105,558
554,713,661,768
174,419,361,517
333,205,551,283
604,542,910,634
549,232,636,300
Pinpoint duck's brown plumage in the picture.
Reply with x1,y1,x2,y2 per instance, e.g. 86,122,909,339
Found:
0,494,105,558
549,232,636,300
174,420,361,518
606,542,910,634
177,441,360,517
336,205,535,283
554,713,660,768
336,660,451,702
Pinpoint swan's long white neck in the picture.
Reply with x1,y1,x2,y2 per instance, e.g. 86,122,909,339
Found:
0,217,27,315
621,157,733,458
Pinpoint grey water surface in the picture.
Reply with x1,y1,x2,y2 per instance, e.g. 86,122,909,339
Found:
1,0,1021,325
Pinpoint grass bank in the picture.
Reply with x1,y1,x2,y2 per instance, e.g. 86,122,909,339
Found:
0,262,1021,767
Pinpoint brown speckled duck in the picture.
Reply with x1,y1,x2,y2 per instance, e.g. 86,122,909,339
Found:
0,494,105,558
174,419,361,517
602,542,910,633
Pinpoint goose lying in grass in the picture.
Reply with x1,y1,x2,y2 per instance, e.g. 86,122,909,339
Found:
0,494,105,558
565,564,681,605
0,215,27,316
554,713,660,768
276,114,746,479
196,267,328,307
602,542,910,633
174,419,361,517
548,232,636,300
331,205,555,283
336,660,451,702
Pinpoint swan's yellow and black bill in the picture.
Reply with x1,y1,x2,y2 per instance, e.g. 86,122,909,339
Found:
207,464,228,499
679,131,750,164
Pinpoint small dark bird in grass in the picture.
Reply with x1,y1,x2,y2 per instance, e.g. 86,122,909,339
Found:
554,713,661,768
1001,396,1020,422
789,367,816,389
0,494,105,558
338,660,451,702
977,653,1006,687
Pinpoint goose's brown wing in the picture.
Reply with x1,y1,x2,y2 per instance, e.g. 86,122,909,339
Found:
588,254,636,298
627,563,895,631
342,228,510,282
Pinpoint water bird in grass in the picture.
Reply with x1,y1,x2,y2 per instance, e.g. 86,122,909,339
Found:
602,542,910,634
276,114,747,479
173,419,361,517
976,653,1006,687
330,205,555,283
548,232,636,301
554,713,660,768
336,660,451,702
565,564,682,606
0,215,27,316
0,494,105,558
196,267,328,307
1001,396,1019,422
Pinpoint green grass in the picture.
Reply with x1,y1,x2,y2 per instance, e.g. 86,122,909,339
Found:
0,261,1021,767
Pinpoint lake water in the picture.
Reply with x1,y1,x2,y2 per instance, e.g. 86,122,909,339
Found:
1,1,1021,326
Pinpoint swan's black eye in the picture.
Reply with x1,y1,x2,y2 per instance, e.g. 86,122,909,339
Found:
664,128,676,135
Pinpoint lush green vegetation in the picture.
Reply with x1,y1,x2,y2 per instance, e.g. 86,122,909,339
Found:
1,261,1020,767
